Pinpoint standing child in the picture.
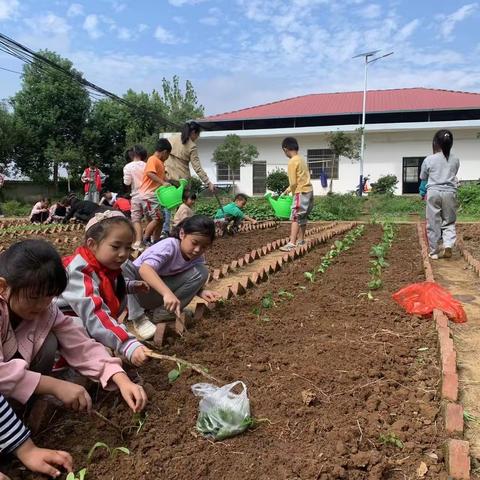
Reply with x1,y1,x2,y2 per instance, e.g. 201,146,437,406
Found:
0,393,73,478
0,239,147,416
138,139,172,246
279,137,314,252
57,211,156,349
124,146,147,249
214,193,257,233
172,191,197,228
123,215,220,324
420,129,460,259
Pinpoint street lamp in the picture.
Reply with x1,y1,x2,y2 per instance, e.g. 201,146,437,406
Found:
353,50,394,196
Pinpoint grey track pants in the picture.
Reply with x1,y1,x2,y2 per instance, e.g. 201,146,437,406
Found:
426,190,457,254
122,260,209,322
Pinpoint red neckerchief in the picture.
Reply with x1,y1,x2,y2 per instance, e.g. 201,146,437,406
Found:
64,246,121,318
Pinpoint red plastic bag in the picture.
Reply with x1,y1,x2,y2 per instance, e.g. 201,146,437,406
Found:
392,281,467,323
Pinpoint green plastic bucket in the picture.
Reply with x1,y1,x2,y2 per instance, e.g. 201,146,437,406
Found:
155,179,188,209
265,193,292,220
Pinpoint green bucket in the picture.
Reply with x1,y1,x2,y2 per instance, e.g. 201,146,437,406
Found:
265,193,292,220
155,179,188,209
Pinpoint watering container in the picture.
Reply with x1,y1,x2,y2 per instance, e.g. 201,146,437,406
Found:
155,179,188,209
265,192,292,220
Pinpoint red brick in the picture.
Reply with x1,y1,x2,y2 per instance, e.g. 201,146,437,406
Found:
250,272,260,284
266,263,275,274
442,349,457,374
262,246,268,255
230,282,246,296
244,253,252,264
175,313,187,335
154,323,167,347
237,258,245,267
230,260,238,269
266,243,272,252
194,303,206,321
212,268,222,281
442,372,459,401
444,402,464,435
256,248,263,258
282,253,290,262
221,264,229,276
445,439,470,479
239,276,254,290
435,311,449,328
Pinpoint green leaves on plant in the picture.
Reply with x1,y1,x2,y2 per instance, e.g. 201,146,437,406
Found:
168,362,187,383
113,446,130,456
378,433,404,449
87,441,130,464
66,469,87,480
304,271,316,283
278,289,294,299
368,278,383,290
261,293,275,309
367,223,395,292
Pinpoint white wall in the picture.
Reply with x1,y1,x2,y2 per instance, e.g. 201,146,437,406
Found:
193,126,480,195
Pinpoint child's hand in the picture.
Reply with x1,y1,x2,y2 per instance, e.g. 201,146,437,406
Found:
163,291,181,316
0,473,11,480
198,290,221,303
112,373,148,413
131,346,149,367
52,380,92,412
132,281,150,294
15,439,73,478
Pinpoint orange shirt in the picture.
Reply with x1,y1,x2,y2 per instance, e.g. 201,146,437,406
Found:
140,154,165,195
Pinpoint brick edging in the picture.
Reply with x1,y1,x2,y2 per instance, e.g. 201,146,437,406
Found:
457,234,480,278
416,222,470,479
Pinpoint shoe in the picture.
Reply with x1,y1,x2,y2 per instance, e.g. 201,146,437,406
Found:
132,241,143,251
296,240,306,246
429,252,439,260
152,308,176,322
443,247,452,258
132,315,156,340
142,238,153,248
159,231,169,240
280,242,296,252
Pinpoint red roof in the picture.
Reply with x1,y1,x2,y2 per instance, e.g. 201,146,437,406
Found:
203,88,480,122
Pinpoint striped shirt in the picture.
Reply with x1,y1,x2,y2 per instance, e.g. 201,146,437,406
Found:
0,394,30,454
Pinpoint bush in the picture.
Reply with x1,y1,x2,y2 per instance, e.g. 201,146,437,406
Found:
458,183,480,215
266,169,289,195
310,194,363,221
371,175,398,195
2,200,31,217
188,176,204,195
366,195,424,218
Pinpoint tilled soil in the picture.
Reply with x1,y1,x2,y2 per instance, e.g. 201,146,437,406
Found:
459,223,480,259
3,225,447,479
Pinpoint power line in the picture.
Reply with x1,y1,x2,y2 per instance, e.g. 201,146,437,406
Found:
0,32,182,130
0,65,21,74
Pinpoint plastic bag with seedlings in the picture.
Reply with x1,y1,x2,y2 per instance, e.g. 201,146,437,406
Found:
191,381,251,441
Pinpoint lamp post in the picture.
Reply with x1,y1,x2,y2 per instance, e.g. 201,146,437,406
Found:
353,50,393,196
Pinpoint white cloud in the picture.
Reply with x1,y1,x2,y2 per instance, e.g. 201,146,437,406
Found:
438,3,478,40
0,0,19,21
154,25,178,44
83,14,103,39
360,3,381,19
397,18,420,41
173,16,186,24
139,23,148,32
112,1,126,13
199,7,221,26
116,27,131,40
67,3,84,18
33,13,71,35
168,0,207,6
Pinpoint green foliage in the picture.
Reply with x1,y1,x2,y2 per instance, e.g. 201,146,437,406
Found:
212,135,259,189
0,102,18,166
2,200,31,216
366,222,395,294
261,292,275,309
458,183,480,216
366,195,424,218
266,169,289,195
66,468,87,480
168,361,188,383
310,194,363,221
371,175,398,196
87,441,130,463
188,176,204,194
326,129,362,161
379,432,404,449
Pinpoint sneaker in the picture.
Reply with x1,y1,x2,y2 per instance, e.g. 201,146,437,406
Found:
142,238,153,248
443,247,452,258
280,242,296,252
296,240,306,246
429,252,439,260
159,231,169,240
132,315,156,340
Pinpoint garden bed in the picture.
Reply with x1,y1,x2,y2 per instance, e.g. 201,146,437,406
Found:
459,224,480,260
4,225,448,480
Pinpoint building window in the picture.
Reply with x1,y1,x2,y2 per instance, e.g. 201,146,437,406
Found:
216,163,240,181
307,149,338,180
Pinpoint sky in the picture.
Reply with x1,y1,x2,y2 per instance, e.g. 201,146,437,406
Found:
0,0,480,116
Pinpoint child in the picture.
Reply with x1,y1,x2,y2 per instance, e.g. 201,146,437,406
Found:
123,215,220,324
172,191,196,228
30,198,49,224
214,193,257,233
124,146,147,249
57,211,156,350
81,160,106,204
0,239,147,416
99,191,118,207
279,137,314,252
138,139,172,246
0,393,73,478
113,194,131,218
420,129,460,259
48,197,69,223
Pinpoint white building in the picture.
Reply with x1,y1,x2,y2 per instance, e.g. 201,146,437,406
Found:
194,88,480,195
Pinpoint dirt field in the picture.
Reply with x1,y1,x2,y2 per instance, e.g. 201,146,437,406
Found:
460,223,480,259
2,224,448,480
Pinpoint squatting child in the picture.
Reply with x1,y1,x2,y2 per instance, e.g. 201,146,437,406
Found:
279,137,314,252
172,191,197,228
214,193,257,233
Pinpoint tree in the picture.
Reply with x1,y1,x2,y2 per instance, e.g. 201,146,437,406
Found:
266,169,289,195
371,175,398,195
212,134,259,192
0,102,17,168
326,129,362,162
11,50,90,188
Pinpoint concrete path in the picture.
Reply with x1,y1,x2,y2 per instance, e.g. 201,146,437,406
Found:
432,252,480,462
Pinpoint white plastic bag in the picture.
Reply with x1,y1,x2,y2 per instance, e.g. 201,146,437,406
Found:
191,381,251,440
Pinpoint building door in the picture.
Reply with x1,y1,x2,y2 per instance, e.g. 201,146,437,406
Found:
252,161,267,195
402,157,425,194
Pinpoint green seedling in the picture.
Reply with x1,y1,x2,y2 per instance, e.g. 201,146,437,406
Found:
168,361,188,383
379,433,404,449
87,442,130,463
368,278,383,290
66,469,87,480
370,244,386,258
358,291,375,301
278,289,294,299
133,412,148,434
464,411,480,423
304,271,316,283
261,293,275,309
